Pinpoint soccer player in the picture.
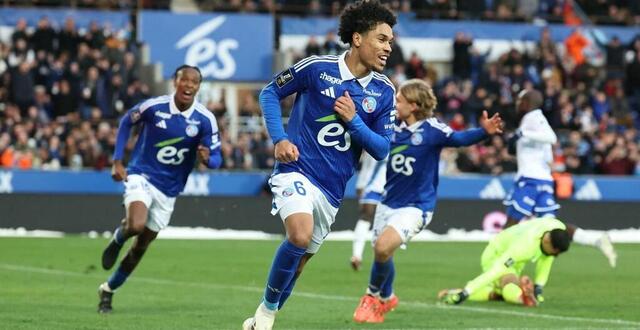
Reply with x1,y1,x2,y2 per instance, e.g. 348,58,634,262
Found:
352,79,504,323
97,65,222,313
439,217,571,307
242,1,397,329
351,152,387,271
504,89,617,267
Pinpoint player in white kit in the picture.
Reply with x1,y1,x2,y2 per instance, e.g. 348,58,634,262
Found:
504,89,617,270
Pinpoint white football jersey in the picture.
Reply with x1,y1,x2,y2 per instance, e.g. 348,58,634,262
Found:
516,109,557,181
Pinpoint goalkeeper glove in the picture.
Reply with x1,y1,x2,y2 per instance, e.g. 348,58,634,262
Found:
534,284,544,303
507,130,522,155
440,289,469,305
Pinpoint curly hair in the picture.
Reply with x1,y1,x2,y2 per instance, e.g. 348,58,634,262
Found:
399,79,438,120
338,0,396,45
173,64,202,83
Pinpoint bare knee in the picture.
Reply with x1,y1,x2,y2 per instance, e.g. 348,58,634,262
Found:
124,219,146,236
288,232,311,248
373,240,394,262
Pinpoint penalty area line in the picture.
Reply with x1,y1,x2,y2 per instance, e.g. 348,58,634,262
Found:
1,263,638,327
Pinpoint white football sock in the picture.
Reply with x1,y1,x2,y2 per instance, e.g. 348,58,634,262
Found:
572,228,600,247
352,220,372,260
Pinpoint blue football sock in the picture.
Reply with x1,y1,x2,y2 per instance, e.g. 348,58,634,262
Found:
368,259,393,295
107,266,130,291
380,258,395,298
113,226,126,246
263,240,306,311
278,272,299,310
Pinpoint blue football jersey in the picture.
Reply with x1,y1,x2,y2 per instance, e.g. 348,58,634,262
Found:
124,95,220,197
269,53,396,207
382,118,458,211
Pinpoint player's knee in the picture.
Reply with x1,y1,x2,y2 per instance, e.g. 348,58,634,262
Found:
373,241,393,261
287,233,311,248
124,221,146,236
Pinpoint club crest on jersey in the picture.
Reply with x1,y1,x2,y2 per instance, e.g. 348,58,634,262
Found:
411,132,423,145
186,124,199,137
362,96,377,113
282,187,294,197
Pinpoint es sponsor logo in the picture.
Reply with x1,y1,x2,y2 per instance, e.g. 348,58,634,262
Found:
0,171,13,193
176,16,238,80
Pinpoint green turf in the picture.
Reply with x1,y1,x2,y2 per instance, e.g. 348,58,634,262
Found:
0,237,638,329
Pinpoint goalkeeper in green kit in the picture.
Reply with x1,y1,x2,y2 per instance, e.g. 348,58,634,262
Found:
439,217,571,307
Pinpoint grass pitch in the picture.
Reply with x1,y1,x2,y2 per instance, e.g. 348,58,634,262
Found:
0,237,638,329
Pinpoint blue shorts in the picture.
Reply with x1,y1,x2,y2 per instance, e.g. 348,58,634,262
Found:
503,177,560,221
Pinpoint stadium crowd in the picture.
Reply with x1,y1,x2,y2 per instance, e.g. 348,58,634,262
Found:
1,4,639,176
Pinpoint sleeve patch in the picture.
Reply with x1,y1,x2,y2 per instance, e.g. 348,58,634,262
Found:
275,69,294,88
504,258,515,268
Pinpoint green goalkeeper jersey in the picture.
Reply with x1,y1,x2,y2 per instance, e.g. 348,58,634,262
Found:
465,218,566,294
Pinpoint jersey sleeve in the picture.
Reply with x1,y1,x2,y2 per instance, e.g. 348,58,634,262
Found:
199,111,222,169
520,113,557,144
270,57,316,98
260,57,315,144
425,118,453,146
464,242,536,295
112,99,155,161
534,255,555,287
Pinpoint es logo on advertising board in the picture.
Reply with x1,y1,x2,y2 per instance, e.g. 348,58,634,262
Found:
175,16,238,80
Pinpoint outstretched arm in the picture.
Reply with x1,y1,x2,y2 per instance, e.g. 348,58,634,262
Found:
444,111,503,147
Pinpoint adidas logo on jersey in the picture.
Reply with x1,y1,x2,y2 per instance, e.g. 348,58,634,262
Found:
575,179,602,200
156,120,167,129
479,178,506,199
320,86,336,98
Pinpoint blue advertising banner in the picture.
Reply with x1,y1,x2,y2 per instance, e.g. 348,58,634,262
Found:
1,169,639,202
138,11,273,82
0,8,130,31
281,16,640,43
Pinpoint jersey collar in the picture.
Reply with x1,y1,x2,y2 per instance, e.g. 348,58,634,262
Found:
406,119,426,133
169,94,196,118
338,51,374,88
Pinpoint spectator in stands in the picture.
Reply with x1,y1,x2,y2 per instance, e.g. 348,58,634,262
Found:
452,32,472,80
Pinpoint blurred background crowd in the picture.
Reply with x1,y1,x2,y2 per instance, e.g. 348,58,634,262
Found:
1,0,639,176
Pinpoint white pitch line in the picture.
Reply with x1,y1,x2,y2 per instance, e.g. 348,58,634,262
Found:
1,263,639,327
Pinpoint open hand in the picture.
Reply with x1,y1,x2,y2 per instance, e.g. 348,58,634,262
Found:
479,110,504,135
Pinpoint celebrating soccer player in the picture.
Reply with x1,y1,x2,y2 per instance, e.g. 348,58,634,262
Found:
439,217,572,307
97,65,222,313
352,79,503,324
242,1,397,329
503,89,617,267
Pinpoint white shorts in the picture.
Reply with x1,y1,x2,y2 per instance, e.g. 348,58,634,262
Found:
359,158,387,205
372,203,433,247
123,174,176,232
356,152,377,190
269,172,338,254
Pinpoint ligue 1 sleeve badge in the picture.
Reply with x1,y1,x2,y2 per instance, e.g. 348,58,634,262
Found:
186,124,199,137
362,96,377,113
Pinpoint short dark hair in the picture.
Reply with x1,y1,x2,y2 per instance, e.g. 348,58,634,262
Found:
549,229,571,253
173,65,202,83
338,0,396,45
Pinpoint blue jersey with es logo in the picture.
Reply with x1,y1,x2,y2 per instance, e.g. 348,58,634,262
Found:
266,53,396,207
123,95,220,197
382,118,487,212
